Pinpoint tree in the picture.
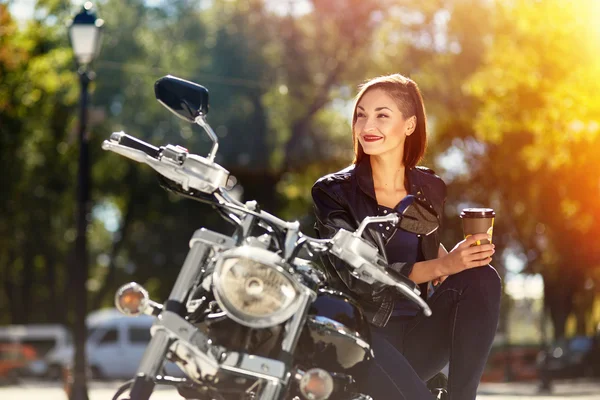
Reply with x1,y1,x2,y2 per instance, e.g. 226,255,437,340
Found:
461,0,600,339
0,2,79,324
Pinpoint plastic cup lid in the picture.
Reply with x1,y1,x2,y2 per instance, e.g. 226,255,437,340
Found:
460,208,495,218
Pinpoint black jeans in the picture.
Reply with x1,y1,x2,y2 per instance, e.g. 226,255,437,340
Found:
354,265,502,400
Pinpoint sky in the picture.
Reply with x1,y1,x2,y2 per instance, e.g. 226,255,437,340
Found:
8,0,36,22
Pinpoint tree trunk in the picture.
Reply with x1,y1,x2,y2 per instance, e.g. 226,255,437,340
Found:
544,271,576,340
2,250,19,324
575,310,587,336
16,249,35,324
45,255,67,324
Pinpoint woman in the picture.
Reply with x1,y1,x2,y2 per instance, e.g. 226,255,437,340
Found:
311,74,501,400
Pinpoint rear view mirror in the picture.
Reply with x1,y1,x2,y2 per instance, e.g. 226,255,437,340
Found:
396,195,439,236
154,75,209,122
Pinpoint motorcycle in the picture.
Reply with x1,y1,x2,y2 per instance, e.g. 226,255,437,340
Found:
103,75,440,400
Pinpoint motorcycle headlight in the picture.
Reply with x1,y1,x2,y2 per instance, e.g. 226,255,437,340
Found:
212,246,301,328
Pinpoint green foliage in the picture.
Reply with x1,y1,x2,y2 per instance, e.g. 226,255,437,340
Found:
0,2,79,324
447,0,600,338
2,0,600,342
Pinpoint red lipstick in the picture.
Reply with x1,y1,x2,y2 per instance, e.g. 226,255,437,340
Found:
363,135,383,142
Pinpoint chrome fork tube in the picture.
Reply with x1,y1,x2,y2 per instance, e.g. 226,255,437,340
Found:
259,291,314,400
137,329,171,376
128,329,170,400
166,241,210,313
259,381,284,400
281,290,313,352
129,240,210,399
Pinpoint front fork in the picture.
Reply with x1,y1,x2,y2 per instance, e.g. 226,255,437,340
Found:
259,290,315,400
127,241,211,400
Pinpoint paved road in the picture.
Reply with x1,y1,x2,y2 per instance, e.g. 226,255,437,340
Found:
2,379,600,399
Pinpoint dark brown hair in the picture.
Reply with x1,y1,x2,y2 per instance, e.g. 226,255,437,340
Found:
352,74,427,168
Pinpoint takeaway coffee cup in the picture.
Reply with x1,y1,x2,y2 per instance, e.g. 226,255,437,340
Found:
460,208,495,245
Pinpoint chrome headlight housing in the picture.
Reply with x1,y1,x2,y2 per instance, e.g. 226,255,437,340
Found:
212,246,301,328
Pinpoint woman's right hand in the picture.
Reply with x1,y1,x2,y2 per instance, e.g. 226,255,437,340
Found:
440,233,495,276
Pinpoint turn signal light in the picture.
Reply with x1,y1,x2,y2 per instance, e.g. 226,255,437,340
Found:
299,368,334,400
115,282,149,316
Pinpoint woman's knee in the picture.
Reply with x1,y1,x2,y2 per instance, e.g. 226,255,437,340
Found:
454,265,502,296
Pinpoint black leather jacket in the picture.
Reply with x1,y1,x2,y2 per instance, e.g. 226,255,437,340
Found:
311,156,447,327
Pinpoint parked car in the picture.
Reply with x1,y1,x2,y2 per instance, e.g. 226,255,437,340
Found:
537,335,600,380
481,345,539,382
0,343,37,383
45,309,180,380
0,323,70,379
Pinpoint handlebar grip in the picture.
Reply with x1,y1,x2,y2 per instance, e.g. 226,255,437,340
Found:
110,132,160,158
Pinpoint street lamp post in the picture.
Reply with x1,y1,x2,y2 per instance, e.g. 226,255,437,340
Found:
68,3,103,400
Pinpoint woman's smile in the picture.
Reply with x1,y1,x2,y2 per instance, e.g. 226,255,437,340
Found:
362,134,383,142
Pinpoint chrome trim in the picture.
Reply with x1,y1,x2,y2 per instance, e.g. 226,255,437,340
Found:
194,115,219,163
306,316,372,355
214,188,303,234
330,230,379,266
259,381,284,400
212,246,303,329
293,258,326,288
354,214,399,238
283,221,301,260
115,282,149,316
220,353,286,381
144,300,163,316
155,311,287,384
317,287,352,299
168,242,210,303
189,228,235,251
102,133,229,194
180,153,229,193
350,395,373,400
136,329,171,377
243,234,271,250
281,291,315,353
330,230,432,316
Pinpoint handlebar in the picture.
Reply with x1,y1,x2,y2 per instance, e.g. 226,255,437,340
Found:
109,132,160,158
102,131,432,317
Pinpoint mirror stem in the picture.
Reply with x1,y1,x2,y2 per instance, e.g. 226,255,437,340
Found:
195,116,219,162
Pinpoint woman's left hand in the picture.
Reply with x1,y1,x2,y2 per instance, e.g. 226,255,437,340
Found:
432,275,448,287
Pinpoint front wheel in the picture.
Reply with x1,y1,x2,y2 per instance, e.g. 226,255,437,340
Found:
112,379,135,400
112,377,155,400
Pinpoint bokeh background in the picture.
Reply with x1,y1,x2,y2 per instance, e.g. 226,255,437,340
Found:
2,0,600,392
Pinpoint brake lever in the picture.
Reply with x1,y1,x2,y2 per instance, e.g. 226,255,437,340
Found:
328,229,432,316
374,257,421,296
354,261,432,317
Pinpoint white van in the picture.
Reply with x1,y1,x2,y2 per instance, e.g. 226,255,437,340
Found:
46,309,180,380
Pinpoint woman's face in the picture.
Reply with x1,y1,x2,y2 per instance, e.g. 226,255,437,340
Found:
354,88,415,159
